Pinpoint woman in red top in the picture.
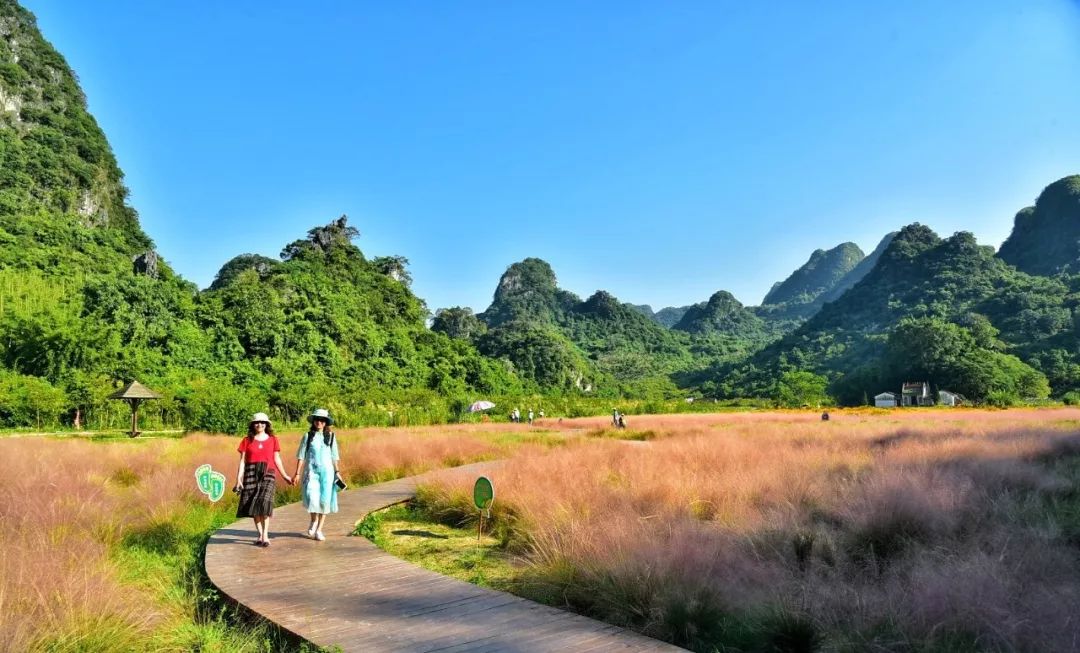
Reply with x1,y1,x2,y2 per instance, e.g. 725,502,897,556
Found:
234,412,293,547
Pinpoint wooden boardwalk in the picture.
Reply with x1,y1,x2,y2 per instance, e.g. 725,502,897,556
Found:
204,462,685,652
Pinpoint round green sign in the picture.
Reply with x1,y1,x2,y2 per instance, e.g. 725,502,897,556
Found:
473,476,494,510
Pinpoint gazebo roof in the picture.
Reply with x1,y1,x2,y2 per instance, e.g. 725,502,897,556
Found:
108,380,161,400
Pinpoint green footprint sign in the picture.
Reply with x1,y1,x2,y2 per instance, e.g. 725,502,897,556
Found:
195,464,227,502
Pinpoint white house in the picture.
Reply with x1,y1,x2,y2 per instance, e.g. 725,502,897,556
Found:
874,391,898,408
939,390,963,407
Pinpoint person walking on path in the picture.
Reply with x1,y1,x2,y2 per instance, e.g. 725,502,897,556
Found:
293,408,342,541
527,409,534,425
234,412,293,547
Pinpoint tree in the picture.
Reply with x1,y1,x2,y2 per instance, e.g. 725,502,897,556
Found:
881,317,1049,404
774,370,830,407
431,307,486,341
371,255,413,287
280,215,360,261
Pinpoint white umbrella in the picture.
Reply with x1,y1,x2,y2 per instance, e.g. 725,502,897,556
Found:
469,400,496,412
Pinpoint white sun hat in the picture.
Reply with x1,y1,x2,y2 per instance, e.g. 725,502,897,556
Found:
250,412,272,425
307,408,334,425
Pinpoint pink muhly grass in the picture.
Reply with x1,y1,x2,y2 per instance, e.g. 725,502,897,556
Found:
415,409,1080,650
0,426,520,650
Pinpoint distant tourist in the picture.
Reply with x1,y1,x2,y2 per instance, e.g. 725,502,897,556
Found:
293,408,343,541
539,409,544,419
617,414,627,429
612,409,620,427
821,411,830,421
233,412,293,547
528,409,534,425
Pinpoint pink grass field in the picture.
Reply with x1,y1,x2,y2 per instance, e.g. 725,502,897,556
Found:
420,408,1080,651
0,424,545,652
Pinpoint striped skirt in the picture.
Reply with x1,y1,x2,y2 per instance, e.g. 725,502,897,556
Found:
236,462,276,518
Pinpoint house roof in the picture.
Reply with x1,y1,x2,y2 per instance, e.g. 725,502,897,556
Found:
874,392,898,398
108,380,161,400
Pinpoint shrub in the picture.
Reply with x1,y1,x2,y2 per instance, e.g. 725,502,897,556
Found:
181,380,265,433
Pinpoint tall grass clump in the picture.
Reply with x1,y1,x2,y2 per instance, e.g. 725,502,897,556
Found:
412,408,1080,652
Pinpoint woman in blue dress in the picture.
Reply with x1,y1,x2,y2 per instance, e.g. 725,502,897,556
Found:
292,408,342,541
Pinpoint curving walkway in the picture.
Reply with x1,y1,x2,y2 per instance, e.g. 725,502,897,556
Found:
205,462,686,652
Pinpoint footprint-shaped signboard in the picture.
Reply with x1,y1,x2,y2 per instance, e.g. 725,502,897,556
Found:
473,476,494,541
195,464,227,502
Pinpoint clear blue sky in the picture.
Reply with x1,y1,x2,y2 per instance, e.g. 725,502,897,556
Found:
24,1,1080,312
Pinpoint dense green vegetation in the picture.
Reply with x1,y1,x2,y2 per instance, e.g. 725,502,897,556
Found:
998,175,1080,276
631,303,693,328
717,222,1077,404
463,260,757,397
817,232,896,304
0,3,520,431
760,242,864,316
2,0,1080,431
672,290,770,339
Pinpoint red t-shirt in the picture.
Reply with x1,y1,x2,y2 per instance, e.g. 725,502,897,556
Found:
238,435,281,472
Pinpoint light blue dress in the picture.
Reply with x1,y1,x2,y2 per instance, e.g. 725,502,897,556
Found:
295,431,340,514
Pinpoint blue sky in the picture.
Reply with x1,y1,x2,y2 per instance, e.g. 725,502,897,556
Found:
24,1,1080,312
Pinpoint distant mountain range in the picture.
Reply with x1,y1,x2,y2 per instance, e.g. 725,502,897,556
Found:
447,173,1080,404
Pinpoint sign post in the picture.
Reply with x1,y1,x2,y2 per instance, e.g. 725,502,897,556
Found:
473,476,494,543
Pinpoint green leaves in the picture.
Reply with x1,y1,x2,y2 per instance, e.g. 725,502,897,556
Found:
774,370,831,407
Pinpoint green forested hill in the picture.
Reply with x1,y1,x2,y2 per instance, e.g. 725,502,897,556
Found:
757,242,864,321
998,175,1080,276
653,305,691,328
0,1,148,258
459,259,758,397
4,0,1080,426
632,303,693,328
200,218,520,418
818,232,896,305
718,224,1068,404
672,290,770,339
0,2,517,430
0,0,212,426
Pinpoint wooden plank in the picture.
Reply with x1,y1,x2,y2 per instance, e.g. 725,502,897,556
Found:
338,593,537,651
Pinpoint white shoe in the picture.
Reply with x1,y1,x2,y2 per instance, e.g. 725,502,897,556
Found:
306,526,316,538
315,531,326,541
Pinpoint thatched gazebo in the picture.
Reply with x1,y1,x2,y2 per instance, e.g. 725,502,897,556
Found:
108,381,161,438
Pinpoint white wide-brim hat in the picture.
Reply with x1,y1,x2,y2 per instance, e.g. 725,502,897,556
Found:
307,408,334,425
250,412,272,425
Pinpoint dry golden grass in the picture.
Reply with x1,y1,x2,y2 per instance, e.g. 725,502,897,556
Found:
418,409,1080,652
